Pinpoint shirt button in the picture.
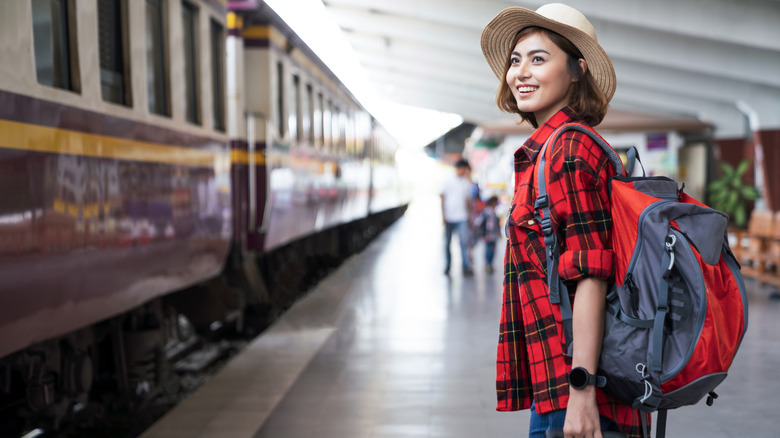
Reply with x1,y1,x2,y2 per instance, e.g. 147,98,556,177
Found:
528,220,535,225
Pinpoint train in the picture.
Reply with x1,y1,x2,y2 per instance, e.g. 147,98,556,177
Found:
0,0,407,433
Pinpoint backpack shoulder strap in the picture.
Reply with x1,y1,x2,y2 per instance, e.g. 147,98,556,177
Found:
538,123,625,183
534,123,624,354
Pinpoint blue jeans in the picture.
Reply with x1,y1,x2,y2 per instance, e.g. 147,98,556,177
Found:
529,401,619,438
444,221,470,271
485,240,496,267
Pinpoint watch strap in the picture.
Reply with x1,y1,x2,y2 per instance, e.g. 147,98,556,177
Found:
569,366,607,389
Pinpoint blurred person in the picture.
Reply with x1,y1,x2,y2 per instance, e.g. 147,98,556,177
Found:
473,195,501,273
440,158,474,276
481,3,648,437
468,181,486,266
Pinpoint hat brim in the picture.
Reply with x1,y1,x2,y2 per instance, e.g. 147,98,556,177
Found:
481,7,616,103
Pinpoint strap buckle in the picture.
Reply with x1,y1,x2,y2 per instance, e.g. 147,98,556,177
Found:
540,217,553,236
534,194,549,209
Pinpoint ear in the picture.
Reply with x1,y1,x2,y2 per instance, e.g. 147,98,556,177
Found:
573,58,587,81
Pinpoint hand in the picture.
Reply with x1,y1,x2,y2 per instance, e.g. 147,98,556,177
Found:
563,386,602,438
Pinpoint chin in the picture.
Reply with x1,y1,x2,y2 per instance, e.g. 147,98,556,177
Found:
513,99,535,113
515,103,537,114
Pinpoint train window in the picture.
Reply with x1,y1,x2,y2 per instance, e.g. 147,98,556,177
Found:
338,111,347,155
354,114,362,157
316,92,324,149
325,99,333,152
210,19,225,131
305,83,313,145
332,106,340,154
32,0,79,92
291,73,301,143
98,0,131,106
276,62,285,138
146,0,169,116
181,1,200,124
345,112,354,157
356,114,366,158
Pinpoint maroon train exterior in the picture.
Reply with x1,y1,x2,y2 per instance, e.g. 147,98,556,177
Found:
0,0,406,431
228,1,404,256
0,90,232,359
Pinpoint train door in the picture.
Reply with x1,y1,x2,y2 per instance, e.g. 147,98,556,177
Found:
244,112,269,251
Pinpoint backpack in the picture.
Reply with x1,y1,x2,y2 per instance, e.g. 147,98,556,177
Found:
534,124,748,438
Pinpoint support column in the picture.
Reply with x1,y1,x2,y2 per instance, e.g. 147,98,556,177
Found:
756,129,780,211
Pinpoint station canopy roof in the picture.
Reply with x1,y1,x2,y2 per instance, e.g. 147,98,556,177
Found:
320,0,780,139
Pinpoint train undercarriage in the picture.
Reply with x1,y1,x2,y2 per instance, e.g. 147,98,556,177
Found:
0,205,406,437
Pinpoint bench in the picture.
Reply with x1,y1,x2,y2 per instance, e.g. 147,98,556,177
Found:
760,211,780,290
738,210,774,282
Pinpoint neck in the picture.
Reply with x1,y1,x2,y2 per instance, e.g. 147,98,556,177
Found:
535,104,570,128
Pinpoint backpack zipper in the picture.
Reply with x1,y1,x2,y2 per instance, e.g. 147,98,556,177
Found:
639,191,679,200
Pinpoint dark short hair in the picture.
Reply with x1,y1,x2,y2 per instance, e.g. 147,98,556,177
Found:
455,158,470,169
495,27,609,128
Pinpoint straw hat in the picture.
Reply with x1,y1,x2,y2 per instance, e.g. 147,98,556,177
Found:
480,3,616,102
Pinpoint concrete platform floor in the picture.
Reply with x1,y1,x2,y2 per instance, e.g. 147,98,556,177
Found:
141,194,780,438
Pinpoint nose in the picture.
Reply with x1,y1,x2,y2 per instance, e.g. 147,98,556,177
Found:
514,60,531,81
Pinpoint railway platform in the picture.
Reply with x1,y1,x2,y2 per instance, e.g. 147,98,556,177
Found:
140,194,780,438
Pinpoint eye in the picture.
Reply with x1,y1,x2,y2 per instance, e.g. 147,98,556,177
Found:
532,55,545,63
509,56,521,65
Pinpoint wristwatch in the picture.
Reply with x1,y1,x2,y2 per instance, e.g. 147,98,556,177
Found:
568,366,607,390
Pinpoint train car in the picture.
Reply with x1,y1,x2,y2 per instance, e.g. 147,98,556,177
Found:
0,0,231,431
0,0,406,434
226,1,407,308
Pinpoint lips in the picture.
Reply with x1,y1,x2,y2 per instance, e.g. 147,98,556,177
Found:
517,85,538,93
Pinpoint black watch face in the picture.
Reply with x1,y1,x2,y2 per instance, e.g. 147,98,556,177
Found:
569,367,588,388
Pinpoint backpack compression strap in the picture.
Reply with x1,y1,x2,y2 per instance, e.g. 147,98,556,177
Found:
535,123,626,353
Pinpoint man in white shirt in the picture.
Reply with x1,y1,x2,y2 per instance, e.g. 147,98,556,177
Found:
440,159,474,276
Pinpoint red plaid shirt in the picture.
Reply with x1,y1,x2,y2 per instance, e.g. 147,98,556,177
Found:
496,108,650,437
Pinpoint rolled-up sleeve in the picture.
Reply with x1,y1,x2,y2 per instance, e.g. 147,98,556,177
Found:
551,132,615,283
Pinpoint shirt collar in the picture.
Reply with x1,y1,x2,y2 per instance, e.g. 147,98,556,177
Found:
516,107,582,163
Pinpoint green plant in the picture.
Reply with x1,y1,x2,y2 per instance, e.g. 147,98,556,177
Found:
707,159,760,228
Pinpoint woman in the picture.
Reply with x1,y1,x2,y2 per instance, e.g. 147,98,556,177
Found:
480,4,649,438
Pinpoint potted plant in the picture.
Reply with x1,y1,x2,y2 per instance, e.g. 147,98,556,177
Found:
706,159,760,228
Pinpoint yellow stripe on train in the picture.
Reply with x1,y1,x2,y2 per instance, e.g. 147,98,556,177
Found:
0,119,241,167
227,12,243,31
230,149,266,165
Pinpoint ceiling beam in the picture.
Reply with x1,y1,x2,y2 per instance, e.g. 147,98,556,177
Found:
353,52,496,90
613,59,780,129
342,31,495,80
611,90,744,139
324,0,501,30
324,5,485,54
597,21,780,89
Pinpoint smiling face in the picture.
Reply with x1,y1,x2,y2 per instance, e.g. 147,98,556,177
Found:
505,31,581,127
